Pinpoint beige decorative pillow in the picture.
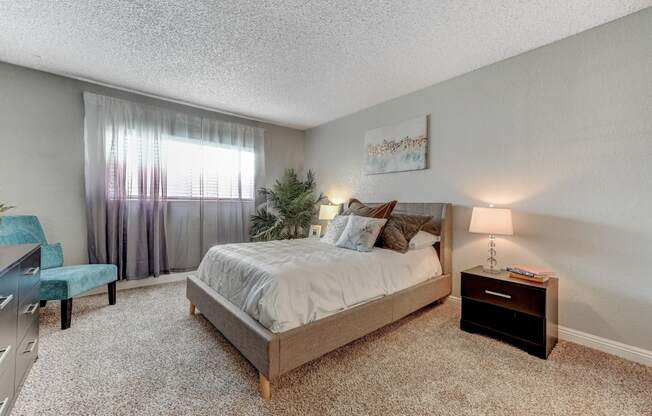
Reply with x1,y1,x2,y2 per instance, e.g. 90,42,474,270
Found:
380,214,433,253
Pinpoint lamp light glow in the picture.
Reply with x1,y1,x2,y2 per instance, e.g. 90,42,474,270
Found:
319,204,340,221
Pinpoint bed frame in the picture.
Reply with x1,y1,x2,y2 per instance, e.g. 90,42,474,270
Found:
186,202,452,399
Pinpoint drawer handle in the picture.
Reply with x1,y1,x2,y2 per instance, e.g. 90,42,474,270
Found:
24,267,40,276
485,290,512,299
0,397,8,416
0,294,13,310
24,303,39,315
23,339,37,354
0,345,11,368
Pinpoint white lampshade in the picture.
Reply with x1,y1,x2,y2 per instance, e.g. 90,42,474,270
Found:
319,204,340,221
469,207,513,236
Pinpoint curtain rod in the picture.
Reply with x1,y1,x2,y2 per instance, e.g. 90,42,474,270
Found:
39,67,306,131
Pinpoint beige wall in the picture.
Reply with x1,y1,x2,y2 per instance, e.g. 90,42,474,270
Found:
0,61,304,266
305,9,652,350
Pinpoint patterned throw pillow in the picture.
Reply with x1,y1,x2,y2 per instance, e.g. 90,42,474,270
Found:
321,215,350,245
335,215,387,252
342,198,398,246
380,214,433,253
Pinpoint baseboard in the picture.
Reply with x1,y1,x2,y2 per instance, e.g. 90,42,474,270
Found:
79,271,191,297
447,295,651,367
557,326,652,366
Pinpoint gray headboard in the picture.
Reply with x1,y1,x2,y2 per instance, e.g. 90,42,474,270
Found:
357,202,453,276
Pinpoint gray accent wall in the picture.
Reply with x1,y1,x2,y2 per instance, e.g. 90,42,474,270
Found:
305,9,652,350
0,61,304,266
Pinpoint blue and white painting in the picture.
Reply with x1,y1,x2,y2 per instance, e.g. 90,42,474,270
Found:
364,115,428,175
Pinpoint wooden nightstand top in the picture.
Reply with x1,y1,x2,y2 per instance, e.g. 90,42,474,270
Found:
462,265,557,290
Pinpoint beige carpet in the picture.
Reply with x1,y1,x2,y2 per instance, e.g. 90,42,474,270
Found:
13,281,651,416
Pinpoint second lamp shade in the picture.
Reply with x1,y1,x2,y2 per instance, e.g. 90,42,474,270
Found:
469,207,513,235
318,204,340,221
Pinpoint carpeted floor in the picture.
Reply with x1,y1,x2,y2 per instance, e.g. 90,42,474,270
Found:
13,281,651,416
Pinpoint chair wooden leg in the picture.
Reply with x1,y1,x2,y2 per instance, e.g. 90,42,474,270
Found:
61,298,72,330
189,303,196,315
259,373,271,400
39,300,47,308
108,281,117,305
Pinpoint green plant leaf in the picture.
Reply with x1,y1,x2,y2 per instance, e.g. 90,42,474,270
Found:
0,203,15,214
249,169,324,241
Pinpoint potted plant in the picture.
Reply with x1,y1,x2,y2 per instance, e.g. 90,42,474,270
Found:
0,202,13,214
250,169,325,241
0,201,14,226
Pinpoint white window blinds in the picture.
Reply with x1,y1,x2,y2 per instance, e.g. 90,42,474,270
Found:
164,136,255,199
107,133,255,200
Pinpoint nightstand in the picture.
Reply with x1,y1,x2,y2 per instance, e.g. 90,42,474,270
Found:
460,266,558,359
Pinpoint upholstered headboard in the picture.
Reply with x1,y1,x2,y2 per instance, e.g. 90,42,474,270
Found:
357,202,453,276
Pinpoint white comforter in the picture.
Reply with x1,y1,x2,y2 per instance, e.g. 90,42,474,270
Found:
196,238,442,333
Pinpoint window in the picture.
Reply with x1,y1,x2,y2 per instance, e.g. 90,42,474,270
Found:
164,137,255,199
107,133,255,200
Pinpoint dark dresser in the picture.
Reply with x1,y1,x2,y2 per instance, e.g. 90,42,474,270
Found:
460,266,558,359
0,244,40,415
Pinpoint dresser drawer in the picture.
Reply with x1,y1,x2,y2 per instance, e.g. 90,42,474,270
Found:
0,370,14,416
462,298,545,345
0,344,15,381
0,266,19,354
19,248,40,296
17,283,39,344
461,272,545,317
0,244,40,416
15,320,38,391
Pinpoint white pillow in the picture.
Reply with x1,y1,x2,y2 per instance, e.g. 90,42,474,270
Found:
409,231,440,250
321,215,350,245
335,215,387,252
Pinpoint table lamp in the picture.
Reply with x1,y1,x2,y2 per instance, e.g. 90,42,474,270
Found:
319,204,340,234
469,206,513,273
319,204,340,221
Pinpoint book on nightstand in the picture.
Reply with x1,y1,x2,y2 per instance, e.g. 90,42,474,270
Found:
506,265,556,283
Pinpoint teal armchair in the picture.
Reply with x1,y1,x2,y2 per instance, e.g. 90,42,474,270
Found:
0,215,117,329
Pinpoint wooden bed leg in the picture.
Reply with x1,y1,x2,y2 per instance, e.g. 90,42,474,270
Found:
259,373,271,400
189,303,196,315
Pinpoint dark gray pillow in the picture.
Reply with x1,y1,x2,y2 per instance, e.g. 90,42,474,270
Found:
421,220,441,237
380,214,433,253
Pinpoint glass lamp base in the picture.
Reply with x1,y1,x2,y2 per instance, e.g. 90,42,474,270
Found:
484,234,501,273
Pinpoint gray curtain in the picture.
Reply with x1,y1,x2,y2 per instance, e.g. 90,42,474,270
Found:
83,92,264,279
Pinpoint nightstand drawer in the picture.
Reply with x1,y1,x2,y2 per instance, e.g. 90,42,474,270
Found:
462,298,545,345
461,272,545,317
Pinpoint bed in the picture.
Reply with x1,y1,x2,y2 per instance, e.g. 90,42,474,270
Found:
186,202,452,399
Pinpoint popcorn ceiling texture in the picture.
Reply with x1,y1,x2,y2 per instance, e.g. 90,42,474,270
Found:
0,1,650,129
12,282,652,415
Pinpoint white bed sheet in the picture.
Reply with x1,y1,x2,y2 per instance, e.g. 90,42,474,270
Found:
195,238,442,333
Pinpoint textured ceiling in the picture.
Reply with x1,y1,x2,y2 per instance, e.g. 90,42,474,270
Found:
0,1,650,129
